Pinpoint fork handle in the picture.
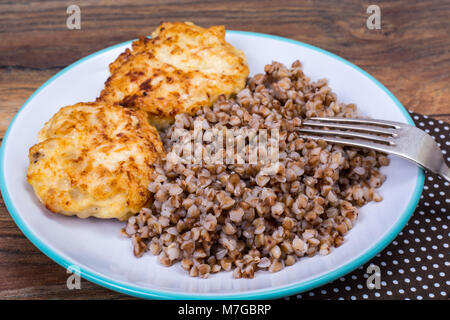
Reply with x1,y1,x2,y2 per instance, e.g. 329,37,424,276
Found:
439,162,450,182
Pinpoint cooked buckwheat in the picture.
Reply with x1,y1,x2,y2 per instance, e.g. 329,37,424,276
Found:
122,60,389,278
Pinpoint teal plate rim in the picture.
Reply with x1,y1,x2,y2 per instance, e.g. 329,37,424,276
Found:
0,30,425,299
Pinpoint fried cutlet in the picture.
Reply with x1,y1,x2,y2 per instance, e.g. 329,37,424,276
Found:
27,102,164,221
98,21,249,128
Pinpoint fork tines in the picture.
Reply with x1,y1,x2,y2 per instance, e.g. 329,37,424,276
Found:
298,117,401,151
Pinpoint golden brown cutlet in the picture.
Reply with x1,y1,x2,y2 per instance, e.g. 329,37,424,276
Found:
98,21,249,129
27,102,164,221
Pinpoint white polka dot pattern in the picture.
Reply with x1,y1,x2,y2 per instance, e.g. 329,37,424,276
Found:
288,112,449,300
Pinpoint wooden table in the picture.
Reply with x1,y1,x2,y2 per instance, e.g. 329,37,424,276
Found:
0,0,449,299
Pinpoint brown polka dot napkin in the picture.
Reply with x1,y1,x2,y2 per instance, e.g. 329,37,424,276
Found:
287,112,449,300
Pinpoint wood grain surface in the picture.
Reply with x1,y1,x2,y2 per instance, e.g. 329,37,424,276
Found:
0,0,449,299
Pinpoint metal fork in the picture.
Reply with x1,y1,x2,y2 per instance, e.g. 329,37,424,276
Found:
298,117,450,182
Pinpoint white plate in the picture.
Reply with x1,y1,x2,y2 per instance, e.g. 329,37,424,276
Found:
0,31,424,299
